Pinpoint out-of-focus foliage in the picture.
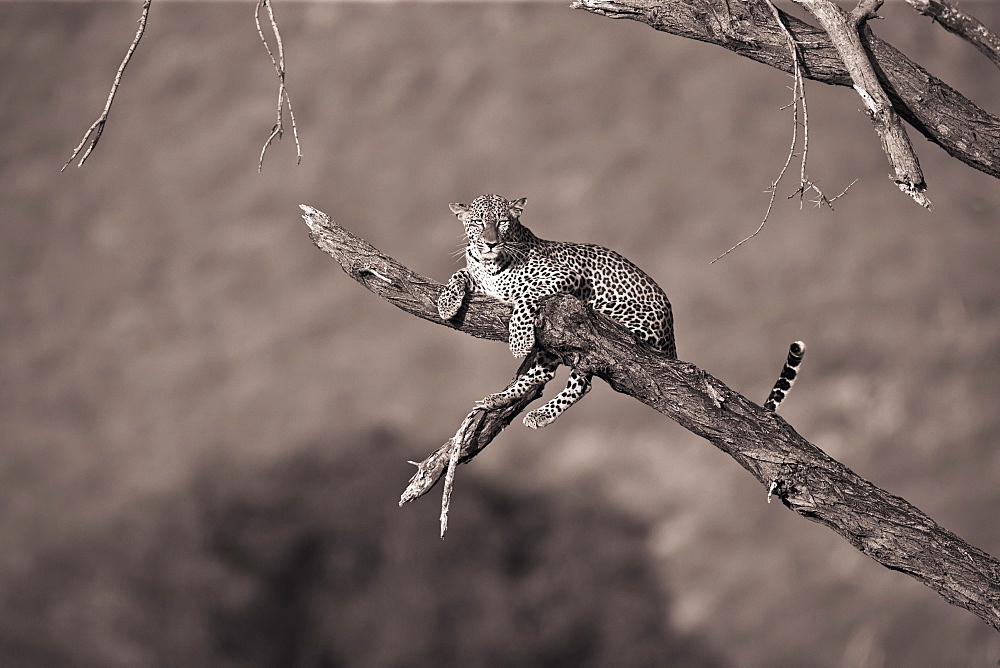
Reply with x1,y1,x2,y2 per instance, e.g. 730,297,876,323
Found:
1,432,722,666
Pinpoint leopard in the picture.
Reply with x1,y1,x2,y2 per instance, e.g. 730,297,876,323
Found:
437,193,803,429
437,193,676,429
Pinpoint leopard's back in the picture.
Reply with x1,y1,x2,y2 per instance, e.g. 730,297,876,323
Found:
550,241,676,356
482,238,676,357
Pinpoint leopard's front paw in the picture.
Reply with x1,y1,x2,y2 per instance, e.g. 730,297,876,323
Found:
437,289,463,320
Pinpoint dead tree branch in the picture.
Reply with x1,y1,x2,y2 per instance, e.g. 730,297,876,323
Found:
62,0,152,171
791,0,930,206
902,0,1000,69
572,0,1000,181
255,0,302,171
301,204,1000,631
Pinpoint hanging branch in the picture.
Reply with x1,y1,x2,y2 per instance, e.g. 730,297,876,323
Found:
572,0,1000,181
62,0,152,171
902,0,1000,69
255,0,302,172
300,204,1000,629
711,0,805,264
712,0,857,263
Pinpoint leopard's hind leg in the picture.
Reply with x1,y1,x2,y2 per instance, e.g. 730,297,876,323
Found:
477,350,593,430
522,370,592,429
477,350,560,410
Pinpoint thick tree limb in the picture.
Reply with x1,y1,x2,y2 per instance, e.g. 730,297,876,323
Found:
301,204,1000,631
903,0,1000,70
572,0,1000,181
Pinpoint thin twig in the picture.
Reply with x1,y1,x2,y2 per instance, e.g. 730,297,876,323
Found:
711,0,804,264
255,0,302,172
796,177,858,209
712,0,856,263
62,0,152,171
776,0,811,210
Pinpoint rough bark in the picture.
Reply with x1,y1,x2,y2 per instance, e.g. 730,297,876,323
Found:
903,0,1000,69
572,0,1000,181
301,204,1000,632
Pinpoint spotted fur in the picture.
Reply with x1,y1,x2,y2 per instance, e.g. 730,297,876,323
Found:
438,194,676,429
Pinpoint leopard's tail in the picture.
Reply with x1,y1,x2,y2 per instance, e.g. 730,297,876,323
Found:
763,341,806,412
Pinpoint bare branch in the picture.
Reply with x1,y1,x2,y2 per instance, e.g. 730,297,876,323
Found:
712,0,852,263
62,0,152,171
438,410,473,538
791,0,931,207
902,0,1000,69
712,0,806,264
400,354,543,510
255,0,302,172
300,204,1000,630
571,0,1000,181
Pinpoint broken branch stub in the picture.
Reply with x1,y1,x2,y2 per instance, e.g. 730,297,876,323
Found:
790,0,930,207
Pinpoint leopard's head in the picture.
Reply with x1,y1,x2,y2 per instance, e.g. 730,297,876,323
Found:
450,194,527,265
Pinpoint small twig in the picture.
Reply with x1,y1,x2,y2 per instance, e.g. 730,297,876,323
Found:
712,0,808,264
62,0,152,171
796,177,858,210
710,192,773,264
255,0,302,172
902,0,1000,69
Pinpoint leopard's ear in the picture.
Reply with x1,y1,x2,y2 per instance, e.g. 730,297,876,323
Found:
449,202,469,219
509,197,526,219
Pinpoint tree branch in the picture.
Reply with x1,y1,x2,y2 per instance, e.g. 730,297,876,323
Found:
255,0,302,171
572,0,1000,181
301,203,1000,631
902,0,1000,70
62,0,152,171
790,0,930,206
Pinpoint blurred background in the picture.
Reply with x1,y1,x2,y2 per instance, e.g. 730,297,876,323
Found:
2,0,999,664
